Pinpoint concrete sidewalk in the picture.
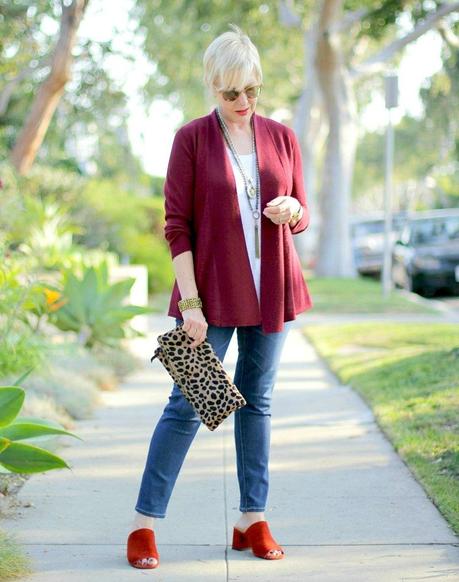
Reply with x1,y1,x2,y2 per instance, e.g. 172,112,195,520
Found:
3,314,459,581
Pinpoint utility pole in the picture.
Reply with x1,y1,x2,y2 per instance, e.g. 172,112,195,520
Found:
382,72,398,298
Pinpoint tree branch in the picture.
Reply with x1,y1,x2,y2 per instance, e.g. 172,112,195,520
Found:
437,20,459,48
330,8,370,34
0,57,51,117
10,0,90,174
278,0,302,29
351,2,459,78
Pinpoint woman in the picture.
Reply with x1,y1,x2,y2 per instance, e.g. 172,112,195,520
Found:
127,24,313,569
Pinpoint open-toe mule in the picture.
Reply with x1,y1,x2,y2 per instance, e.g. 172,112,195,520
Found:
232,520,285,560
127,528,160,569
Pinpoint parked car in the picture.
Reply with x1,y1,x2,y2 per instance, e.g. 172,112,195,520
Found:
391,209,459,296
350,212,407,275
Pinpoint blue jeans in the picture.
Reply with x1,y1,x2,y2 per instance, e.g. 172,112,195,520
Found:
135,317,292,518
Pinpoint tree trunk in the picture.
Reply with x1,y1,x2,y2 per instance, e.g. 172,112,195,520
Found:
314,0,358,277
292,21,327,268
286,0,459,277
10,0,89,175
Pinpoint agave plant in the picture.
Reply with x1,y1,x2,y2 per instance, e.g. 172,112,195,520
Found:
0,371,82,474
48,260,153,348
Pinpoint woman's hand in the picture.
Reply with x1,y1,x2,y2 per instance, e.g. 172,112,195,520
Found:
182,308,208,348
263,196,301,225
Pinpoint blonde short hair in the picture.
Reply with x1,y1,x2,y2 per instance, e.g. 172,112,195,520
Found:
203,24,263,94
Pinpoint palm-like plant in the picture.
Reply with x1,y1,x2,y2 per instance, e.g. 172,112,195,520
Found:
49,260,153,348
0,372,81,474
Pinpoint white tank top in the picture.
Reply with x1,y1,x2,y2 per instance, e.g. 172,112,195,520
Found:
225,146,261,305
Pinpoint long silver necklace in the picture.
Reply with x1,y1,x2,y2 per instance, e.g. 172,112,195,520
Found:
216,107,261,259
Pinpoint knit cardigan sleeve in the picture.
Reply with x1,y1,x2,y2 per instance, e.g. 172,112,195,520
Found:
163,126,195,259
287,128,310,235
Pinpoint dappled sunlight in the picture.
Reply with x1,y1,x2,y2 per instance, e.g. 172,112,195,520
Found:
270,409,373,428
70,462,225,479
276,376,337,390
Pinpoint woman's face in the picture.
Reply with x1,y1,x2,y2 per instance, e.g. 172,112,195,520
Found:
214,76,260,124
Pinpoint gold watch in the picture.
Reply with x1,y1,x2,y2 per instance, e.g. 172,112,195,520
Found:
178,297,203,312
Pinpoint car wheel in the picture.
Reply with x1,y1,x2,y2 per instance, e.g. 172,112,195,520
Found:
421,287,436,298
404,272,423,295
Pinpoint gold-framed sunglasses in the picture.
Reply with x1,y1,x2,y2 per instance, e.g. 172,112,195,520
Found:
221,84,262,102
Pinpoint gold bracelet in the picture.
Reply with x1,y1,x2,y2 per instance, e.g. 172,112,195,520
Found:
178,297,203,312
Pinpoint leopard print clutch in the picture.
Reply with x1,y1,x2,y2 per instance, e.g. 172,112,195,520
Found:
150,324,247,431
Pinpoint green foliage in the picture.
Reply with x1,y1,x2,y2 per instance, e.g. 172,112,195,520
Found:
1,160,172,292
434,174,459,207
0,1,132,175
352,0,407,40
131,0,437,122
307,276,437,314
353,111,459,210
75,177,173,292
0,160,84,252
0,253,49,378
48,261,154,348
131,0,305,120
0,384,81,474
418,36,459,208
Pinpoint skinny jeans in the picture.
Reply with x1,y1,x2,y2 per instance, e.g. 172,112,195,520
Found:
135,317,291,518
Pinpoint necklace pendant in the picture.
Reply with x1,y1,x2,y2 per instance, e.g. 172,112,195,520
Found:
248,184,256,198
255,224,260,258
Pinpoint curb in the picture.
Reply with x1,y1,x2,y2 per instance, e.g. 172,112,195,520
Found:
395,288,459,317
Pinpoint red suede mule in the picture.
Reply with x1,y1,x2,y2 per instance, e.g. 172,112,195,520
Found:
232,520,285,560
126,528,160,569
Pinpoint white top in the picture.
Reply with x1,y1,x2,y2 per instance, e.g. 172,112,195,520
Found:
225,146,261,304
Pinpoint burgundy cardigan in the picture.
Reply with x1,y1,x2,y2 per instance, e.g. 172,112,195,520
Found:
163,107,313,333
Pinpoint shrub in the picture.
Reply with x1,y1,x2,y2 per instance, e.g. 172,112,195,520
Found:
48,260,153,348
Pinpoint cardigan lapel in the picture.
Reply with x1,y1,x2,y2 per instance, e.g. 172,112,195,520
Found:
208,108,289,218
252,111,290,206
252,111,290,326
208,108,239,217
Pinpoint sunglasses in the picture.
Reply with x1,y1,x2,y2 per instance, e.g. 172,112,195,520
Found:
221,84,262,102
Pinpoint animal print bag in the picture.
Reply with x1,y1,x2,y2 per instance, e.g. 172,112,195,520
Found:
150,324,246,431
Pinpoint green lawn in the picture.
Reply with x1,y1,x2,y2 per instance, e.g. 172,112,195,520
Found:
303,322,459,535
305,276,439,314
153,275,440,315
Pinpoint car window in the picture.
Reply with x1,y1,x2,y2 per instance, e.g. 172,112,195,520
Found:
410,217,459,245
352,221,384,237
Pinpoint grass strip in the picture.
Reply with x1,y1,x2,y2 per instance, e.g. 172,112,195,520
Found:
306,276,439,314
303,321,459,535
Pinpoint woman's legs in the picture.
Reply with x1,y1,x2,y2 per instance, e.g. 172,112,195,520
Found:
133,318,235,521
232,321,292,550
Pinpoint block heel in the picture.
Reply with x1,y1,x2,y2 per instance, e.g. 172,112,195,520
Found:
232,527,250,550
232,521,285,560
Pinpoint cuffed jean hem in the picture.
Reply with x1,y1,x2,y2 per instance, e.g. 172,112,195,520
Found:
135,506,166,518
239,507,266,512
